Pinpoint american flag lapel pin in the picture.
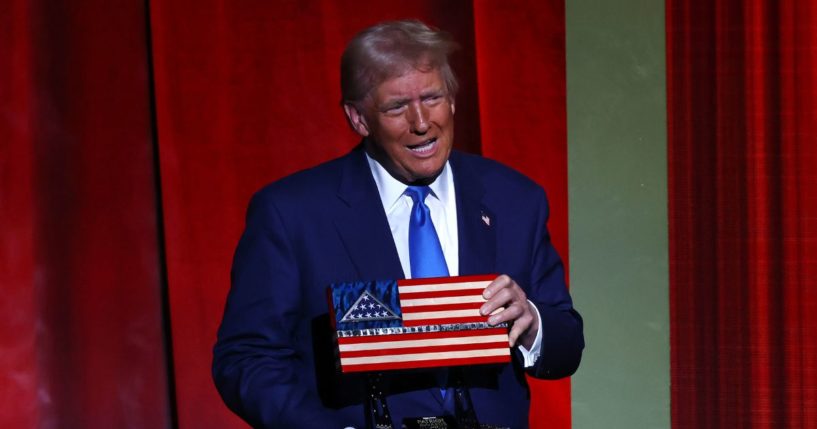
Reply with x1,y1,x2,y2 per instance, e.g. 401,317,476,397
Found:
481,212,491,227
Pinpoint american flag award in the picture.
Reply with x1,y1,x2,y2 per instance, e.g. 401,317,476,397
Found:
328,274,511,373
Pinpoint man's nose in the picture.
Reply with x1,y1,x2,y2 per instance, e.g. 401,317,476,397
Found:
407,102,430,134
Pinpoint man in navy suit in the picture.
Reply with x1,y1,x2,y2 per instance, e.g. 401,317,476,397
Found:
213,20,583,429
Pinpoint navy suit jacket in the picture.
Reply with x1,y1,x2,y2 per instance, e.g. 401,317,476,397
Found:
213,146,583,429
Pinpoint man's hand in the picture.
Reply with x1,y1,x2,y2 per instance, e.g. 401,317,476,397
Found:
480,275,540,350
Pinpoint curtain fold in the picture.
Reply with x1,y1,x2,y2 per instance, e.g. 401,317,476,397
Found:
1,0,172,428
667,1,817,427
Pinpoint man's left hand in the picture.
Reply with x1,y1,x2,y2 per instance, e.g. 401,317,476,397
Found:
480,275,539,350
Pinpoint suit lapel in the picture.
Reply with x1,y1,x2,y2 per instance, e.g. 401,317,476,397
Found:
333,147,405,281
451,152,497,277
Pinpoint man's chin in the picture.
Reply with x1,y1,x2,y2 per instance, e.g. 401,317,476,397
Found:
405,166,446,186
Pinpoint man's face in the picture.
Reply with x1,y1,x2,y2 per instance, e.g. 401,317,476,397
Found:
346,68,455,184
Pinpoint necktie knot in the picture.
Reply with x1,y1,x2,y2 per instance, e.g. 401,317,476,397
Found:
405,185,431,204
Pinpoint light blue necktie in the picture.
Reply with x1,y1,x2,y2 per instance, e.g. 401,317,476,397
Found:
405,186,453,407
406,186,449,279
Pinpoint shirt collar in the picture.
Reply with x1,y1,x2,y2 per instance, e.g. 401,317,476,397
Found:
365,153,453,211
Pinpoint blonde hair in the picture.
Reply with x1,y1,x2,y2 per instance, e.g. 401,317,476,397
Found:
340,20,459,107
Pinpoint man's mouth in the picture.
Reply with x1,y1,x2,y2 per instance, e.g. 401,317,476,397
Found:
407,138,437,154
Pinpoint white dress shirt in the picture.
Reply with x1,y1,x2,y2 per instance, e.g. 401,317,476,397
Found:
365,154,542,366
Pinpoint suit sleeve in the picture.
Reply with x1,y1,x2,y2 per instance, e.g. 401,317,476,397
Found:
522,188,584,379
212,192,342,428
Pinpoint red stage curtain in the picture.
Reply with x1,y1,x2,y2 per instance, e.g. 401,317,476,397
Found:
150,1,570,428
1,0,171,428
667,0,817,427
473,2,572,428
2,1,570,427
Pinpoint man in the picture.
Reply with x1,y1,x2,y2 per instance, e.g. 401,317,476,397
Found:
213,20,583,429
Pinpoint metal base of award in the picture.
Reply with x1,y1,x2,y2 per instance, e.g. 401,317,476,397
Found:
364,371,510,429
364,369,513,429
366,373,394,429
452,370,480,429
365,368,513,429
364,371,476,429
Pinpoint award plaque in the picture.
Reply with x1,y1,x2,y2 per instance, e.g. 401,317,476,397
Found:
328,275,512,429
328,275,510,373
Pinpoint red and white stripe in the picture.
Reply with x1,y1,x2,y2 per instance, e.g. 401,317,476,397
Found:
336,275,510,372
337,327,510,372
398,276,494,326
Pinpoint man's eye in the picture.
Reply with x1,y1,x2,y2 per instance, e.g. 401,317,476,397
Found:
423,96,443,105
384,105,406,114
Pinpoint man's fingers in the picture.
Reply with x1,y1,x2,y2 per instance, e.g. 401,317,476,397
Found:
480,274,536,346
482,274,512,300
508,312,533,347
480,287,513,316
486,301,523,325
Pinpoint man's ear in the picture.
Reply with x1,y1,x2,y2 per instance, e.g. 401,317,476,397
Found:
343,103,370,137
